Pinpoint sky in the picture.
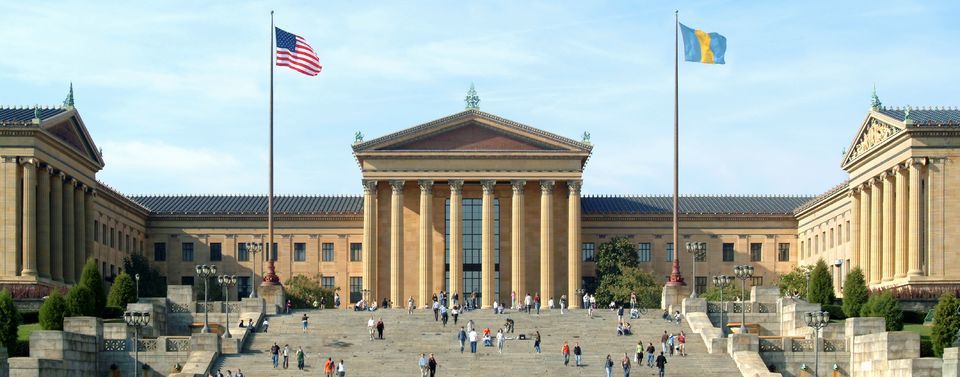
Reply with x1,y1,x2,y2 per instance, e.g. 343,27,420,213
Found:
1,1,958,197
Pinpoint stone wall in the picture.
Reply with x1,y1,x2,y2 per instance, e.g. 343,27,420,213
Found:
850,330,940,377
8,317,101,377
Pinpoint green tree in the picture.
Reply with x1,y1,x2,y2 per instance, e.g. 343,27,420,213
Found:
594,267,659,308
595,237,639,281
79,258,106,315
931,293,960,357
862,291,904,331
39,290,67,330
285,274,336,308
65,285,97,317
123,254,167,298
107,272,137,311
778,264,814,299
700,280,746,302
193,276,224,302
0,289,21,352
842,267,868,317
807,259,835,306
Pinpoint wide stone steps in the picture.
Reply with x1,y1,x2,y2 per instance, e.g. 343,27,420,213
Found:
211,308,741,376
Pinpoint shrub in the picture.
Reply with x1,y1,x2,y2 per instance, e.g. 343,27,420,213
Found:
65,285,97,317
931,293,960,357
862,291,903,331
0,289,21,352
920,339,934,357
594,267,660,308
122,254,167,298
39,290,67,330
107,272,137,312
822,304,846,321
79,258,106,316
699,281,742,302
807,259,835,306
285,274,336,308
842,267,868,317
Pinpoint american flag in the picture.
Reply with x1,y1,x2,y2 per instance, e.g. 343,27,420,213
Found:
275,27,322,76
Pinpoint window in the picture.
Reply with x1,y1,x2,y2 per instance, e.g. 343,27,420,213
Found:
778,243,790,262
181,242,194,262
126,234,131,252
830,228,835,247
321,276,336,290
110,264,116,279
238,277,251,298
638,243,651,262
806,238,811,257
238,243,249,261
181,276,194,286
814,235,818,254
665,243,674,262
154,242,167,261
822,232,826,251
102,224,107,245
695,276,707,296
209,242,222,261
294,242,306,262
110,228,115,248
722,243,735,262
350,243,362,262
581,242,596,262
800,241,804,259
750,243,762,262
444,198,500,298
94,220,99,242
349,277,363,303
750,276,763,286
322,243,334,262
845,221,851,242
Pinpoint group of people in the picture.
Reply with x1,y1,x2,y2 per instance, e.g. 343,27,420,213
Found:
267,342,347,376
607,351,668,377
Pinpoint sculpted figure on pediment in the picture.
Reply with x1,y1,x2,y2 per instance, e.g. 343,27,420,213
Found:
850,119,898,160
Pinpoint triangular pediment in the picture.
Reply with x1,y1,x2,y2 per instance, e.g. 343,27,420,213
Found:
353,109,592,154
41,110,103,167
841,112,904,168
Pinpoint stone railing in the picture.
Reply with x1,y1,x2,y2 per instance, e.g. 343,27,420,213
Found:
757,337,845,353
708,302,777,314
166,337,192,352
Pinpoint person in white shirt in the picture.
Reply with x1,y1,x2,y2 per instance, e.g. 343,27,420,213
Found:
496,329,505,354
524,294,533,314
548,297,555,309
468,329,479,354
492,300,499,314
337,360,345,377
367,317,375,340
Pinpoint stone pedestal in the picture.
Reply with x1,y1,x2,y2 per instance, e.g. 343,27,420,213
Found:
944,347,960,377
661,284,687,311
259,285,285,315
682,297,706,315
190,333,222,353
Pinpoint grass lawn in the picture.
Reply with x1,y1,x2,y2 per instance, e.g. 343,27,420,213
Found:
904,323,931,341
17,323,41,342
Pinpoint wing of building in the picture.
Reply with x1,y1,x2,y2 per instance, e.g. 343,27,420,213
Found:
2,96,956,304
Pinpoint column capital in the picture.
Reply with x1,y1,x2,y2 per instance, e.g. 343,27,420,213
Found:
389,180,405,193
567,180,582,194
539,180,555,192
55,171,66,180
361,180,378,194
480,180,496,194
449,179,464,194
19,157,38,166
42,164,54,174
418,179,434,193
909,157,928,167
510,180,526,193
1,156,18,163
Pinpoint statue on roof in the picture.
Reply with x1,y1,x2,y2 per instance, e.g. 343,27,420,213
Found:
63,82,75,109
354,131,363,144
582,131,591,144
465,83,480,110
870,85,881,110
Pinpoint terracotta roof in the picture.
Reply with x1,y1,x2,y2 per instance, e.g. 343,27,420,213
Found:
581,195,814,215
876,107,960,126
129,195,363,216
0,106,67,124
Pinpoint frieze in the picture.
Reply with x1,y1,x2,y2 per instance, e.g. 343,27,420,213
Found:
849,119,900,162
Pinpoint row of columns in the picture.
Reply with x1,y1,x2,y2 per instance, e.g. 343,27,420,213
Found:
850,157,925,285
9,157,94,284
360,178,582,309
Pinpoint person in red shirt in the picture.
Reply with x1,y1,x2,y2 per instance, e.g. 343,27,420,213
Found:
561,341,571,366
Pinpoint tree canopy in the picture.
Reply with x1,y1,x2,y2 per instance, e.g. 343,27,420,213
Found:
593,237,657,307
807,259,836,306
65,285,97,317
123,254,167,298
79,258,106,316
861,291,903,331
0,289,21,352
841,267,868,317
107,272,137,311
778,264,814,299
932,293,960,357
40,290,67,330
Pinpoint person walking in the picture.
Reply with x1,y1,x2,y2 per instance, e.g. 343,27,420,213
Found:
432,299,440,321
496,329,505,354
635,341,643,364
282,344,290,369
261,318,269,333
270,342,279,368
301,313,309,334
621,352,631,377
376,317,385,340
334,292,341,308
524,293,532,314
408,296,416,314
286,299,292,314
668,333,675,356
604,354,614,377
678,331,687,356
618,306,625,322
337,360,345,377
646,343,656,367
367,316,375,340
573,342,582,367
323,358,334,377
296,346,305,370
660,331,669,354
534,293,541,315
320,295,327,309
559,294,567,315
534,331,542,353
427,353,438,377
468,328,478,354
457,326,467,353
582,292,590,310
440,305,449,326
655,352,668,377
418,353,428,377
451,305,459,325
561,341,571,366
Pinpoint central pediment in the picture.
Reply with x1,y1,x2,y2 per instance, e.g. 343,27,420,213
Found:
384,122,562,151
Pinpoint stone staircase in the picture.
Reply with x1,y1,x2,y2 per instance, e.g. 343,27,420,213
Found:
212,307,742,376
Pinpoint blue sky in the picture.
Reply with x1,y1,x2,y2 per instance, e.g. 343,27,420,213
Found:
2,1,958,196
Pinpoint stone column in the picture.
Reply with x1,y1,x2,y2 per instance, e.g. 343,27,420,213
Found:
869,177,882,285
894,164,908,279
849,188,860,270
448,180,463,306
74,182,86,278
361,180,378,303
882,172,894,282
37,165,51,279
389,180,404,306
84,187,95,275
480,180,496,308
859,183,871,278
51,171,64,282
907,158,925,277
20,158,38,277
63,178,76,284
417,180,433,307
539,180,555,303
567,180,582,309
510,180,525,307
1,157,21,278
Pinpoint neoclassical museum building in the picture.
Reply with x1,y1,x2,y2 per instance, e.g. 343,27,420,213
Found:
1,89,958,307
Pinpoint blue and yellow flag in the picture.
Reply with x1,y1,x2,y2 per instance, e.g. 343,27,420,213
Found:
679,23,726,64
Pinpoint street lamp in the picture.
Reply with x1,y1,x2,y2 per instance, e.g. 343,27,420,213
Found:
123,310,151,377
805,311,830,377
733,265,754,334
195,264,217,333
134,273,140,302
218,274,238,339
247,243,262,298
713,275,734,337
686,242,706,298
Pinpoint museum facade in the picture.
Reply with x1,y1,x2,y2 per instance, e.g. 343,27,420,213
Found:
1,91,958,306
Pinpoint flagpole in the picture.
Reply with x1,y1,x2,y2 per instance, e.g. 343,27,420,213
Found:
668,10,684,287
263,10,280,286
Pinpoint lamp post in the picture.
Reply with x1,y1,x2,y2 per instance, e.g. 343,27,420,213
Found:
195,264,217,333
686,242,706,298
805,269,811,300
123,310,151,377
218,274,238,339
805,311,830,377
733,265,754,334
134,273,140,302
247,243,262,298
713,275,733,337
